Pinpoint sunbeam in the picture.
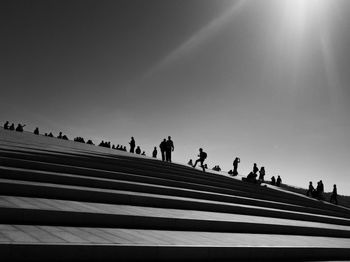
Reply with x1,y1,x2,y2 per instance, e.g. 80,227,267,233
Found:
144,0,247,78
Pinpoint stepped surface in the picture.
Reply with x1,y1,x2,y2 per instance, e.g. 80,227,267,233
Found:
1,129,350,261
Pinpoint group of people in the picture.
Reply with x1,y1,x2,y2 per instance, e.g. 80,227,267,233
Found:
1,120,340,204
240,161,282,187
159,136,174,162
306,180,338,204
212,165,221,171
4,121,25,132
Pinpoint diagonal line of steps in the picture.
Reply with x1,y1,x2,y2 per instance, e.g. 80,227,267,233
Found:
1,178,350,227
0,165,348,220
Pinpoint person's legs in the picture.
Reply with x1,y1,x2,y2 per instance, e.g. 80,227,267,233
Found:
200,160,205,172
193,159,200,168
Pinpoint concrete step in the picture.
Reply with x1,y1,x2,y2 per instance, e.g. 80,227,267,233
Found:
1,178,350,227
1,154,342,214
2,205,350,238
1,225,350,261
0,165,347,220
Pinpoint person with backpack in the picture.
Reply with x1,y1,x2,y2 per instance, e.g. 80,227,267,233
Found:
193,148,207,172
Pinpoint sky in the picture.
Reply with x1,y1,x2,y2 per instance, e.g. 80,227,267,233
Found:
1,0,350,194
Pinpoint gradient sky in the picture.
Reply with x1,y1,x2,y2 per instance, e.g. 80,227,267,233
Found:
1,0,350,194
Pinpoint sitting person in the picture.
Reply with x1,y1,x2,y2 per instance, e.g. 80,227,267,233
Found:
135,146,141,154
15,124,25,132
62,135,69,140
9,123,15,130
87,139,94,145
228,169,233,175
34,127,39,135
48,132,53,137
188,159,193,166
4,121,9,130
244,172,258,183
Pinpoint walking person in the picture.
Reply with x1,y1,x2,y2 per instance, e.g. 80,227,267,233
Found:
129,137,135,153
165,136,174,162
232,157,240,176
192,148,207,172
159,139,167,161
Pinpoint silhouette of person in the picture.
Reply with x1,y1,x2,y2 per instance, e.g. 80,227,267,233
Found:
258,167,265,182
306,181,315,197
9,123,15,130
48,132,53,137
135,146,141,154
15,124,25,132
193,148,207,172
233,157,240,176
34,127,39,135
129,137,135,153
330,184,338,205
152,147,157,158
246,172,257,183
165,136,174,162
141,151,146,156
159,139,167,161
58,132,63,139
188,159,193,166
276,175,282,186
4,121,9,129
271,176,276,185
316,180,324,199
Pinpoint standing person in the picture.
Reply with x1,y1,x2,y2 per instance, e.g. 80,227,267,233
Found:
330,184,338,205
253,163,259,176
232,157,240,176
129,137,135,153
276,175,282,186
306,181,315,197
34,127,39,135
159,138,167,161
152,147,157,158
165,136,174,162
258,167,265,182
192,148,207,172
271,176,276,185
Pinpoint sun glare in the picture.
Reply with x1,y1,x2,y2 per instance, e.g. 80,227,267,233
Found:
283,0,326,32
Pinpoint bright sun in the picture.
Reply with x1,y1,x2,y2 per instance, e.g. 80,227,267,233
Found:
283,0,326,31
